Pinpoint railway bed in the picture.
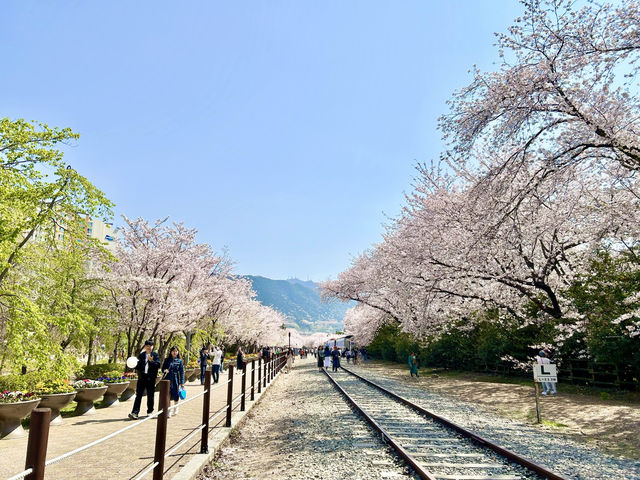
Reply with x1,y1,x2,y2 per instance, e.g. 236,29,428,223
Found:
323,365,570,480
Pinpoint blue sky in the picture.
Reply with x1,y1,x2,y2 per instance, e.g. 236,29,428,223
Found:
1,1,522,281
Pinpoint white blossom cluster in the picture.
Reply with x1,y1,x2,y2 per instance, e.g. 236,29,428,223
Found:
103,216,288,352
321,0,640,346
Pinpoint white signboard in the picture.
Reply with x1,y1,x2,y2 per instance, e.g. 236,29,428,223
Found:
533,364,557,383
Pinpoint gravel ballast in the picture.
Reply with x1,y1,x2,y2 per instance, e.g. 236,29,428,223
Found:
198,358,417,480
344,363,640,480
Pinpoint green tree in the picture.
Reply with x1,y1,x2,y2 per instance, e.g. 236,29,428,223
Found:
0,118,113,376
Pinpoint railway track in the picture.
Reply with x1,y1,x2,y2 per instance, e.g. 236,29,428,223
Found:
323,365,570,480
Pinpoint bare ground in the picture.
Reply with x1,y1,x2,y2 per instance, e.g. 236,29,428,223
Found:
355,360,640,459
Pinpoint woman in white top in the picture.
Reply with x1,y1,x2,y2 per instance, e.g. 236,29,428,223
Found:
211,346,223,383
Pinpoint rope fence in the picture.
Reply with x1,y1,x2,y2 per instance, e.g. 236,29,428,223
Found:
6,352,287,480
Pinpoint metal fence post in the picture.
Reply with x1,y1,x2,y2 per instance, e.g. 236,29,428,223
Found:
225,365,234,427
251,359,255,401
153,380,170,480
258,358,262,393
201,370,211,453
25,408,51,480
241,363,247,411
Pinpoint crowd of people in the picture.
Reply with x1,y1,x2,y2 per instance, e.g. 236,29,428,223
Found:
125,340,370,421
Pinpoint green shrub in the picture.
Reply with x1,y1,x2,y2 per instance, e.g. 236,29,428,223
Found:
0,372,45,392
77,363,124,380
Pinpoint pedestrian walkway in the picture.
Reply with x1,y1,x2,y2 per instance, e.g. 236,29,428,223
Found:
1,368,253,480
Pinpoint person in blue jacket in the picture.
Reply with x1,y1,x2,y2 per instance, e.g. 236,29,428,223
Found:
162,346,185,417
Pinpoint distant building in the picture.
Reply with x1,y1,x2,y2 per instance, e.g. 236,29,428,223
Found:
32,214,117,251
84,216,117,251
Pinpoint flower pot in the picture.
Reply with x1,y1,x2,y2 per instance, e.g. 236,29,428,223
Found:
102,382,130,407
38,392,76,425
0,398,41,439
187,368,199,382
73,386,107,415
120,379,138,402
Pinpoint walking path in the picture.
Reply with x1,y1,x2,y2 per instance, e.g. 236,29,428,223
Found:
1,367,261,480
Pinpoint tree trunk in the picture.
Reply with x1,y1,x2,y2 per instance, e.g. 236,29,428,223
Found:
87,335,94,366
185,331,192,365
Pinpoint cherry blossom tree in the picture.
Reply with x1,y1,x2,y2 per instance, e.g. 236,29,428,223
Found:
323,160,640,340
105,216,230,357
441,0,640,213
343,304,389,346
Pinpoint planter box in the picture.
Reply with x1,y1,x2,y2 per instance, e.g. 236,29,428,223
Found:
102,382,130,407
0,398,41,439
187,368,199,382
120,379,138,402
38,392,76,425
74,386,108,415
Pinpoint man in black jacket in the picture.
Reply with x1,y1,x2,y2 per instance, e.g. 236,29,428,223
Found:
128,340,161,420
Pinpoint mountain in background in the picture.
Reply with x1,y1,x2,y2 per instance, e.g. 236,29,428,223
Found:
245,275,352,333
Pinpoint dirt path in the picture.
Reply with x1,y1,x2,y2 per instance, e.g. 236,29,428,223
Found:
356,360,640,459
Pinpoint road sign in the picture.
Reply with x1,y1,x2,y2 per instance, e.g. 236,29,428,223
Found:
533,363,557,383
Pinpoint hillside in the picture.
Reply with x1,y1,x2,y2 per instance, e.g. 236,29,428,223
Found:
245,276,351,333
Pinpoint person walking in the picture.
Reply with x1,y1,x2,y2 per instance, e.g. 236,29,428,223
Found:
162,346,185,417
199,346,210,385
331,346,341,372
408,352,419,378
129,340,161,420
323,345,331,370
236,348,245,373
211,345,222,383
317,345,324,371
220,345,226,373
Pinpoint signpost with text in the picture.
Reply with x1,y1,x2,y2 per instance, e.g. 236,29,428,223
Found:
532,363,557,423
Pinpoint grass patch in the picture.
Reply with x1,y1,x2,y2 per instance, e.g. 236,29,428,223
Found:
366,359,640,403
542,419,569,428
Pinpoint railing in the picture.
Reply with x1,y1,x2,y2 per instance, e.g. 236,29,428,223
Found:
7,352,287,480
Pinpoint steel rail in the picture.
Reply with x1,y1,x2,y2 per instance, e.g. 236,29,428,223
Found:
322,368,437,480
341,366,570,480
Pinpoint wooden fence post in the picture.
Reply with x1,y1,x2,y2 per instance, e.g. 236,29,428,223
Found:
225,365,234,427
25,408,51,480
250,360,255,401
241,363,247,411
153,380,170,480
258,358,262,393
201,370,211,453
